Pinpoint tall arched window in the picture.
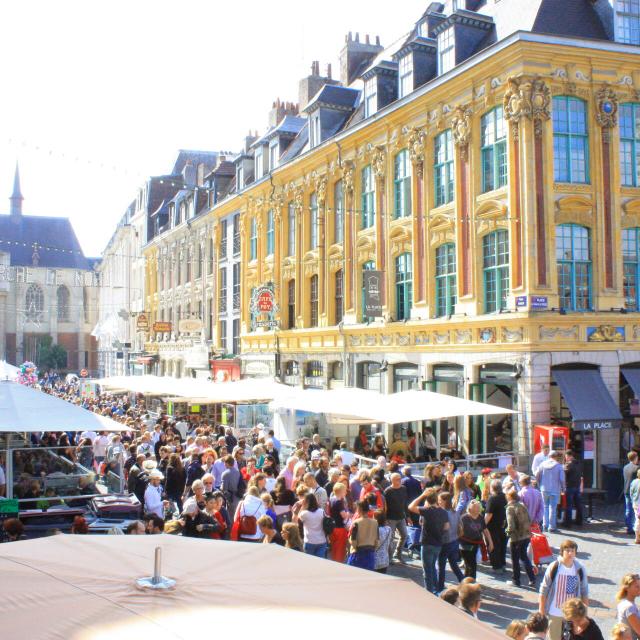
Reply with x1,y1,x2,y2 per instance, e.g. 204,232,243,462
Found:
57,285,70,321
394,150,411,218
195,244,202,279
620,103,640,187
553,96,589,184
334,181,344,244
623,227,640,310
309,194,319,249
309,275,319,327
557,224,592,311
25,284,44,321
395,252,412,321
483,231,509,313
266,209,275,256
287,279,296,329
335,270,344,325
434,130,454,206
481,106,507,192
435,243,457,317
361,165,375,229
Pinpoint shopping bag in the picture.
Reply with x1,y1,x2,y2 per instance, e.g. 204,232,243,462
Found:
530,531,554,565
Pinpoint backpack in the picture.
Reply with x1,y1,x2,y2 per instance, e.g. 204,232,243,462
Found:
238,503,260,536
322,514,336,535
549,560,584,583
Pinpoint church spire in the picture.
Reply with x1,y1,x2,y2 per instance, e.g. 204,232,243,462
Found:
10,162,23,217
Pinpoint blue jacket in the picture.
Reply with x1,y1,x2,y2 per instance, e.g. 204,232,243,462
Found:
536,459,565,494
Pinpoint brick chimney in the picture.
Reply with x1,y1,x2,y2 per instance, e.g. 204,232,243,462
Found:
339,32,383,86
268,98,299,128
298,60,341,112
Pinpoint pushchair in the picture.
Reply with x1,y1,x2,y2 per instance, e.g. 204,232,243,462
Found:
404,525,422,559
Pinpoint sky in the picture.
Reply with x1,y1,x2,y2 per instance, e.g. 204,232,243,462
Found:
0,0,426,257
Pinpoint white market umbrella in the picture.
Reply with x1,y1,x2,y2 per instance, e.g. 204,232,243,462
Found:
0,535,504,640
0,360,20,381
270,387,515,424
0,380,129,432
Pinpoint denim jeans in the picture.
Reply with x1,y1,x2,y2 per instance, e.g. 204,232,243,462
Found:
563,488,583,525
421,544,442,594
304,542,328,558
542,492,560,531
625,495,635,533
510,538,536,586
437,540,464,591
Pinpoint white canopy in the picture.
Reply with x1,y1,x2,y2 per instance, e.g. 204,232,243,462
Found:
270,387,516,424
96,375,292,403
0,360,20,381
0,380,129,432
0,535,504,640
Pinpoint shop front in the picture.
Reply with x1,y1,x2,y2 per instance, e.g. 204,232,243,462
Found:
620,365,640,454
424,364,464,454
550,365,623,488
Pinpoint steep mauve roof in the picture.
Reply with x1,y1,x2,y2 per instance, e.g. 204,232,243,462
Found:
533,0,608,40
0,213,91,269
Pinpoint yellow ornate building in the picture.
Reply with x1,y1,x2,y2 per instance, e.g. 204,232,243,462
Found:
145,2,640,481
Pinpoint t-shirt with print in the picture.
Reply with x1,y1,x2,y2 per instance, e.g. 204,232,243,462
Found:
460,514,486,544
617,600,640,640
548,562,579,617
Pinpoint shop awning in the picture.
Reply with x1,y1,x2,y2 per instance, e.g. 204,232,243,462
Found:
551,369,623,431
621,367,640,399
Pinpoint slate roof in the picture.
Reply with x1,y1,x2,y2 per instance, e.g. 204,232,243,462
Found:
252,116,307,147
303,85,361,113
279,123,309,164
532,0,608,40
171,150,220,175
0,213,91,269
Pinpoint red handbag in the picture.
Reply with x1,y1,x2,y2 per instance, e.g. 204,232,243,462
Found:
530,531,554,565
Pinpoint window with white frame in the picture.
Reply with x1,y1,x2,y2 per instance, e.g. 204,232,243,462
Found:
399,54,414,98
438,27,455,74
269,142,279,171
288,202,296,256
255,150,264,178
364,76,377,118
310,114,321,148
617,0,640,44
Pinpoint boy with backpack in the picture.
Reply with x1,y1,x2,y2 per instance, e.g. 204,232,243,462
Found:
538,539,589,640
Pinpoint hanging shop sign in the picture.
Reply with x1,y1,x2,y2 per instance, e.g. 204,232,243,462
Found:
136,313,149,331
153,321,173,333
250,283,279,329
363,270,384,316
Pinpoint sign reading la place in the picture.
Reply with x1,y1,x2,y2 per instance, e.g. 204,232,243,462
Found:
250,283,279,329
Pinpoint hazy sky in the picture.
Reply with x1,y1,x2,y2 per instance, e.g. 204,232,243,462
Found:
0,0,426,256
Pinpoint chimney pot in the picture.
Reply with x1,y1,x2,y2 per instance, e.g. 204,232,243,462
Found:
376,35,380,45
355,32,360,42
366,34,370,44
327,63,332,79
348,31,352,41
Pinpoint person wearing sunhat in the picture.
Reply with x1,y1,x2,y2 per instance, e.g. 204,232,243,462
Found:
145,468,166,519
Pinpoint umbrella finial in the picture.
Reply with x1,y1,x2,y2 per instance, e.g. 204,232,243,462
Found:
136,546,176,590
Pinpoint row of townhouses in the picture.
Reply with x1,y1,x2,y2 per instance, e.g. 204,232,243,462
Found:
94,0,640,482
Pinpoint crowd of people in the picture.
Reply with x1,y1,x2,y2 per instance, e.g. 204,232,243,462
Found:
1,378,640,640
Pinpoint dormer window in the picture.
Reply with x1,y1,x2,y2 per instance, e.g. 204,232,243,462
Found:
255,150,264,179
236,164,244,191
398,55,414,98
617,0,640,44
418,20,429,38
364,76,377,118
309,114,321,149
438,27,455,74
269,142,279,171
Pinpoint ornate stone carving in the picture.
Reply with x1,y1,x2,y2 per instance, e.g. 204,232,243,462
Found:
315,175,328,204
414,331,429,345
595,86,618,135
293,187,304,212
539,325,579,341
433,331,450,345
479,328,496,344
342,161,355,195
503,76,551,138
380,334,392,346
451,105,472,160
406,127,426,176
455,329,472,344
502,327,524,343
365,334,378,347
587,325,624,342
396,333,411,346
349,335,362,347
371,145,386,179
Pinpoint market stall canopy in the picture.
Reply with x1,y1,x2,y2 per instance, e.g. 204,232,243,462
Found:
270,387,516,424
96,375,292,403
0,380,129,432
0,535,504,640
0,360,20,381
551,369,623,431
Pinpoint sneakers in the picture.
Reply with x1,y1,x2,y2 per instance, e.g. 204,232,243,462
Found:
506,580,522,588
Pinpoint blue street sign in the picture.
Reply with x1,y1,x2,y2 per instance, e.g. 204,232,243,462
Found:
516,295,527,307
531,296,548,309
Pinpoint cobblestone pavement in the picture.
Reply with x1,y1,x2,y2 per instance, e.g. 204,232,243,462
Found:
387,502,634,637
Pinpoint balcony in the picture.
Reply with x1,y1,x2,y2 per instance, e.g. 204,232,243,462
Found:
219,241,228,260
233,234,241,256
232,291,240,311
218,296,227,314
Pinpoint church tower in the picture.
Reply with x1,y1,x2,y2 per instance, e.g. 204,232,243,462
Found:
9,163,23,218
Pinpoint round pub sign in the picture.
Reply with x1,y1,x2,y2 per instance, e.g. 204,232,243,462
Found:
258,290,274,312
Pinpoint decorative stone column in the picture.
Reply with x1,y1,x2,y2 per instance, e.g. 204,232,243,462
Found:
595,85,619,293
407,127,426,304
293,187,304,328
342,162,355,314
371,145,387,311
315,175,328,320
452,104,473,297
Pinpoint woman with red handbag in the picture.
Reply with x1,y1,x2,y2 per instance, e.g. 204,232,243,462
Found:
232,486,267,542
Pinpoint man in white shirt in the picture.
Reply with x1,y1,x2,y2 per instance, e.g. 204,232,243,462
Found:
423,427,438,461
502,463,524,492
93,432,109,469
532,444,550,476
144,470,166,519
80,430,97,444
